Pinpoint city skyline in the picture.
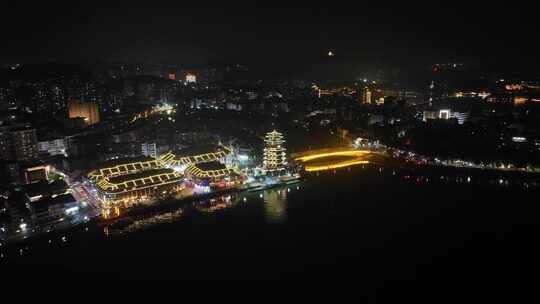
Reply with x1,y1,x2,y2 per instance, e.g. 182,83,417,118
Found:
2,2,540,294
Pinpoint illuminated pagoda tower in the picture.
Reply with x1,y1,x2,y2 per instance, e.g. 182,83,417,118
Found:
263,130,288,174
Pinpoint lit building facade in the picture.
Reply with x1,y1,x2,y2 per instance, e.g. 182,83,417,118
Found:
38,137,69,156
0,124,39,161
360,87,372,104
423,109,469,125
263,130,287,174
160,145,236,189
88,145,237,202
185,73,197,83
141,142,158,158
27,193,78,226
68,100,100,125
89,156,183,203
88,146,235,202
23,165,48,184
10,128,38,161
0,128,13,160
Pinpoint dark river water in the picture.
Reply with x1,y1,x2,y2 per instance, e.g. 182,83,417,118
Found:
2,164,539,297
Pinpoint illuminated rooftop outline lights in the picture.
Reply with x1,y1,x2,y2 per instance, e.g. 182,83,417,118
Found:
184,163,234,179
88,158,162,181
96,170,183,194
159,146,232,167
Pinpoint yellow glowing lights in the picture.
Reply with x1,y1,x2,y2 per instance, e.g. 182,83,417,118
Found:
514,97,527,105
96,171,182,193
505,84,523,91
263,130,287,172
295,149,372,172
295,150,370,162
184,165,234,178
159,146,231,167
88,159,162,181
304,160,369,172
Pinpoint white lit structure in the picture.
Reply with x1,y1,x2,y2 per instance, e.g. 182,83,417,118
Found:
141,142,158,158
263,130,287,174
452,111,470,125
439,109,451,120
512,136,527,143
423,109,469,125
185,73,197,83
38,137,69,156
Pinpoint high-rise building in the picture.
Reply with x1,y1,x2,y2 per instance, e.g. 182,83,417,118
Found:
68,100,100,125
360,87,372,104
141,142,158,158
49,84,67,115
38,137,69,156
0,128,13,160
0,86,17,110
10,128,38,161
263,130,287,174
4,162,22,184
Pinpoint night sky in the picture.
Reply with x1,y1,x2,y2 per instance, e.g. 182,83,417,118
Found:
2,2,539,73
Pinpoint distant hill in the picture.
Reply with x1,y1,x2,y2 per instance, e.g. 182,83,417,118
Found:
0,62,92,82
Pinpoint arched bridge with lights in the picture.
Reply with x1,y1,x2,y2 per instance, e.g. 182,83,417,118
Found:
292,147,382,172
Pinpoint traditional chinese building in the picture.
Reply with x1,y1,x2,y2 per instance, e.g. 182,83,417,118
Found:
263,130,287,174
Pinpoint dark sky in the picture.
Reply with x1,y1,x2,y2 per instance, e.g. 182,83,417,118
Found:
2,1,539,74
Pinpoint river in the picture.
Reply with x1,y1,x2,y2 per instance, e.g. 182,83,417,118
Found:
1,164,539,297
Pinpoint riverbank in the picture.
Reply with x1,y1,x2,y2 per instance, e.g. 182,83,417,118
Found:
97,175,303,225
3,163,539,287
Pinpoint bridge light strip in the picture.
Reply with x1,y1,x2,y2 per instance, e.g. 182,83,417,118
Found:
295,150,370,162
304,160,370,172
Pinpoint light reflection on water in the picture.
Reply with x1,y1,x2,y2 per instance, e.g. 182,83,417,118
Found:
91,163,540,239
193,194,240,213
101,193,246,237
99,185,299,237
263,188,289,224
103,208,185,236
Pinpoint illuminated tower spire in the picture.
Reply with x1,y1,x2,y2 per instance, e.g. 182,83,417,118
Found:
263,130,287,174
